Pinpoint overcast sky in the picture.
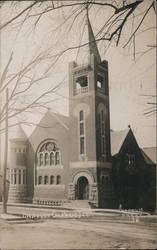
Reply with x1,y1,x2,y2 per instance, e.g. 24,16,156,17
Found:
0,1,156,148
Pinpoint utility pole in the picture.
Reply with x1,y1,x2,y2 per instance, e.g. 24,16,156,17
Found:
2,88,8,214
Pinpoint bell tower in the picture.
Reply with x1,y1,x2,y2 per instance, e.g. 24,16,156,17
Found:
68,10,113,208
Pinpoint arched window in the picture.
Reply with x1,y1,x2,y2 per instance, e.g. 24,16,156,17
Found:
55,152,60,165
45,153,49,165
37,140,61,167
50,175,54,184
39,153,43,166
44,176,48,184
56,175,61,185
50,152,55,165
38,176,42,185
79,110,85,155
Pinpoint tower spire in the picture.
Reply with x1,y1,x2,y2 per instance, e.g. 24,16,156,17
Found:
86,4,101,63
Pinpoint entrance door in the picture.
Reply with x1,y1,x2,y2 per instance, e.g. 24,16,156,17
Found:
77,176,89,200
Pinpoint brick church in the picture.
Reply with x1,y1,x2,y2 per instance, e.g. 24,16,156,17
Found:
6,16,156,211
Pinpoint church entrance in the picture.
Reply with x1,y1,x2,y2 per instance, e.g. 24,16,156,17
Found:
76,176,89,200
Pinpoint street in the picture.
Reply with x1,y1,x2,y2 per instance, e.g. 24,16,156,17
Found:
0,206,156,249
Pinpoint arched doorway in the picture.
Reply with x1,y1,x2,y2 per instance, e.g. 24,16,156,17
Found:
76,176,89,200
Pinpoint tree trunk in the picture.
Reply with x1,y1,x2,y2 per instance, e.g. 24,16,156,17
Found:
2,88,8,214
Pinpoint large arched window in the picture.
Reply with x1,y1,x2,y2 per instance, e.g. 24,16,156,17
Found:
37,140,61,167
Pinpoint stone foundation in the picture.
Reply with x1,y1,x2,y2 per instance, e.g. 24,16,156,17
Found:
8,185,27,203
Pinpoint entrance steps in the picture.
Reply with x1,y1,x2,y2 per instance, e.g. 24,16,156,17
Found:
66,200,90,209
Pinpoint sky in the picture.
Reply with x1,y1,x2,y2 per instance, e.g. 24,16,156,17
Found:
0,0,156,148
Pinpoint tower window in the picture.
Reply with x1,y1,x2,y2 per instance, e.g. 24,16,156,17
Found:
80,110,84,121
80,123,84,135
79,110,85,155
74,75,88,95
97,74,104,89
80,137,85,155
76,75,88,87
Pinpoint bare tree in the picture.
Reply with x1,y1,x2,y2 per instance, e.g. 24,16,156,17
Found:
0,1,156,51
0,48,66,132
0,44,66,213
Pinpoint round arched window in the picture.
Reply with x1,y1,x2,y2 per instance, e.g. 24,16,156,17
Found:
37,140,61,166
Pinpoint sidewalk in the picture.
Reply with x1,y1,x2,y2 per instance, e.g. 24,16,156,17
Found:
0,213,23,221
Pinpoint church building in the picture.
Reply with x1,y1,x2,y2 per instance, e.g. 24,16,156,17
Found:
4,16,156,212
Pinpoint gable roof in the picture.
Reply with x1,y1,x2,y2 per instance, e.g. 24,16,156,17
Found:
49,111,69,130
9,124,27,141
110,129,130,156
141,147,156,164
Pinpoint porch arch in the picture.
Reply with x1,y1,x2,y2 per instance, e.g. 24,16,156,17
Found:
72,171,94,185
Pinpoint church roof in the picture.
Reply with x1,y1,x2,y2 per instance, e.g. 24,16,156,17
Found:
141,147,156,164
49,111,69,130
111,129,130,156
9,124,27,141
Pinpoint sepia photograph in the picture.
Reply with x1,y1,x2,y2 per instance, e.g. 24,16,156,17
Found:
0,0,156,249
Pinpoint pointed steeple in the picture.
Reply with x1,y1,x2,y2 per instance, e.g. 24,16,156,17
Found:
86,5,101,63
